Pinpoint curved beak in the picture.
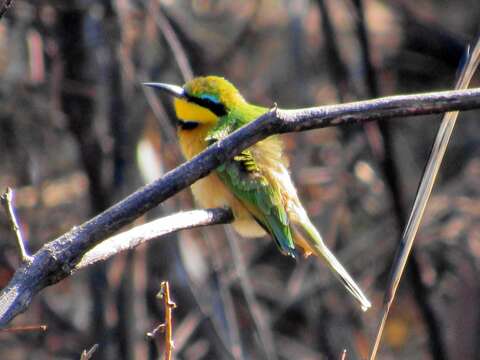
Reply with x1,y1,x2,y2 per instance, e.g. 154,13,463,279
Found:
143,82,186,98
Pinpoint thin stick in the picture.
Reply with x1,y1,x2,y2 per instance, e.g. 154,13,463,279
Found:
157,281,177,360
368,39,480,360
0,324,47,333
1,188,32,263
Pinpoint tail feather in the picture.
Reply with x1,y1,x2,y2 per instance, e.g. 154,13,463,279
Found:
292,213,371,311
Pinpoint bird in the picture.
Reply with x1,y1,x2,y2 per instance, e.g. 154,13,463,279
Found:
144,76,371,311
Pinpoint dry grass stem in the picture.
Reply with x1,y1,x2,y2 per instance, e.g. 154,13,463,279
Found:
368,38,480,360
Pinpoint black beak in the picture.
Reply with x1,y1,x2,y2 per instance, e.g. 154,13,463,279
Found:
143,82,186,98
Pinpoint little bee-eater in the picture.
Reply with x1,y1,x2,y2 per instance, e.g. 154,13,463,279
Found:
145,76,371,310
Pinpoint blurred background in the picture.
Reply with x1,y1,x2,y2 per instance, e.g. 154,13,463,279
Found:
0,0,479,359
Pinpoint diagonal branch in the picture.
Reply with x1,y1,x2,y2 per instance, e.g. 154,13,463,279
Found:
1,87,480,326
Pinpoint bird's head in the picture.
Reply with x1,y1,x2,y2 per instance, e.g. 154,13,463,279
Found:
144,76,245,131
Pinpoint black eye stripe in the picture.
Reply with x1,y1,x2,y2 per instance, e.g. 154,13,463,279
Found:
186,95,227,116
178,121,199,130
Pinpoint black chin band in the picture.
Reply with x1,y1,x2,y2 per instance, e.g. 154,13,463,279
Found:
178,120,199,130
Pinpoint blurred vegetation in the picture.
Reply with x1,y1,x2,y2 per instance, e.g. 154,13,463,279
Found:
0,0,479,359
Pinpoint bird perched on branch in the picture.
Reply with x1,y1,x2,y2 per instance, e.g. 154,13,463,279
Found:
145,76,371,311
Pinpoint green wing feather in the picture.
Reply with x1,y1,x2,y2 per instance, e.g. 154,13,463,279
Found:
217,150,296,257
209,109,296,258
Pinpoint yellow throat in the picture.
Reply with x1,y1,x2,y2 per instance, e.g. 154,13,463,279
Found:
173,97,219,160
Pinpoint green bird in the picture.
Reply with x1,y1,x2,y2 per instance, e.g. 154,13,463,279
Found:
145,76,371,310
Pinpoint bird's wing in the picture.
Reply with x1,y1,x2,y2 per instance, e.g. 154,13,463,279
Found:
216,149,297,258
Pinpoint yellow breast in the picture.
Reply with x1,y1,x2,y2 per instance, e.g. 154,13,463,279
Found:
190,173,265,237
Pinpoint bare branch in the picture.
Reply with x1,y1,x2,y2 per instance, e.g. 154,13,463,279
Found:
151,281,177,360
0,207,231,326
1,87,480,326
75,208,233,270
160,281,176,360
1,188,32,263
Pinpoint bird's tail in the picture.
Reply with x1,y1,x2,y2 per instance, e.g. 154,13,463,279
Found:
291,207,371,311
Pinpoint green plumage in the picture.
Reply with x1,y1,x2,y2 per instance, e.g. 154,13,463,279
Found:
217,150,296,257
211,106,297,257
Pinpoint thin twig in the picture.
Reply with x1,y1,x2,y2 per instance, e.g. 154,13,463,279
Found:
0,0,13,20
157,281,177,360
1,87,480,326
80,344,99,360
1,188,32,263
368,39,480,360
146,282,179,360
0,324,47,333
